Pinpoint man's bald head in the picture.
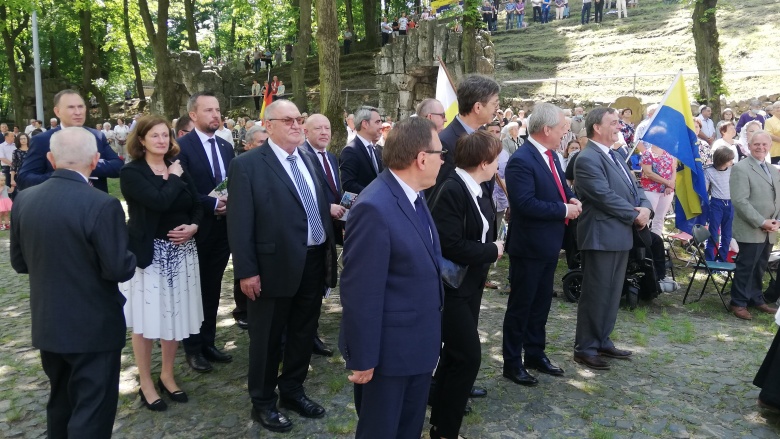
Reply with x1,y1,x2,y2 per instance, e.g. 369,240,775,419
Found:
304,114,332,151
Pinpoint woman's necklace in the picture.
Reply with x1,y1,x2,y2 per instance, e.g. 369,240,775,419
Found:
149,163,167,174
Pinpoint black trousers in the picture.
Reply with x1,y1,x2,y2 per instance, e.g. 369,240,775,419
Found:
731,239,771,308
533,6,542,21
381,32,390,46
429,269,486,438
253,96,261,111
183,219,231,355
248,245,325,408
40,349,121,439
594,1,603,22
354,372,431,439
503,256,557,367
233,278,247,321
755,327,780,407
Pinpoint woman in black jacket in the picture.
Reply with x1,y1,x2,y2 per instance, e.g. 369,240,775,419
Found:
120,115,203,412
428,130,504,439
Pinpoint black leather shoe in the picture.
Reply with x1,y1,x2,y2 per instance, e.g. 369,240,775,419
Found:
158,378,188,403
235,318,249,330
469,386,487,398
502,366,538,386
203,345,233,363
185,353,213,373
573,353,611,370
280,395,326,418
525,356,564,376
597,346,633,359
251,406,293,433
139,389,168,412
312,335,334,357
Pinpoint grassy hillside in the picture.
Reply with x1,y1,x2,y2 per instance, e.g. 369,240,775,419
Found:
491,0,780,103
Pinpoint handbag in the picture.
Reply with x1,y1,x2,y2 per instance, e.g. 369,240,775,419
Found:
430,179,470,289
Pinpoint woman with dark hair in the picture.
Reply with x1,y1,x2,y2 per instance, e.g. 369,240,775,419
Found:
428,130,504,439
9,133,29,196
618,108,636,146
119,115,204,412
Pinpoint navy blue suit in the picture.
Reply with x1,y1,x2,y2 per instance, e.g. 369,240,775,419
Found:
503,140,575,367
339,136,382,194
175,130,235,355
17,126,122,192
339,170,443,439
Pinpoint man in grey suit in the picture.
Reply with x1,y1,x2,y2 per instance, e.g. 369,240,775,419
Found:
572,107,653,370
729,131,780,320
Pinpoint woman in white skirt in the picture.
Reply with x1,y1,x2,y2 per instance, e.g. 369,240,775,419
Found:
120,115,204,411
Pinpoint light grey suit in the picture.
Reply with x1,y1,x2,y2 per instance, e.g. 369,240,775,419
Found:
729,155,780,307
573,141,652,356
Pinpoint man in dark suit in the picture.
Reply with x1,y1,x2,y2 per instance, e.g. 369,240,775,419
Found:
339,106,384,194
227,100,338,433
10,127,137,438
176,92,235,372
17,90,122,192
302,113,347,357
573,107,653,370
339,117,444,439
503,103,581,385
430,75,500,198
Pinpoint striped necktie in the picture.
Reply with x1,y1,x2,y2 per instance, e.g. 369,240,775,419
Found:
287,155,325,244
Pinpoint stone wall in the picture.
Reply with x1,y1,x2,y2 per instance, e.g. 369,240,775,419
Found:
375,20,496,120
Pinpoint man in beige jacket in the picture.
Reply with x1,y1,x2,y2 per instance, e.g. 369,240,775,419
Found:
729,131,780,320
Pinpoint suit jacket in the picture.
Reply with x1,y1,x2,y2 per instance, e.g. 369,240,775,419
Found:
17,126,122,192
120,159,204,268
175,130,235,242
339,170,444,376
574,141,652,252
10,169,137,353
303,140,342,204
339,136,383,194
226,141,337,297
730,155,780,244
506,140,576,260
429,173,498,297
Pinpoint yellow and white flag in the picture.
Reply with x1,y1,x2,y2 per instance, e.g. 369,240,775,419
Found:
435,63,458,128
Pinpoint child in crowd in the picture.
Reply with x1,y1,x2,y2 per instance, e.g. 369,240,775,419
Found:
0,174,13,230
704,147,735,261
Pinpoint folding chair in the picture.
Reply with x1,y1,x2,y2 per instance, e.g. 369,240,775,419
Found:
665,231,696,266
682,225,735,311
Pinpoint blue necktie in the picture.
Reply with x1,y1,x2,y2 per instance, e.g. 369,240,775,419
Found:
609,149,639,206
414,194,433,245
287,155,325,244
208,138,222,182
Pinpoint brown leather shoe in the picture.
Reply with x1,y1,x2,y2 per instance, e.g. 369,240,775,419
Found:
730,306,753,320
597,346,633,359
573,353,610,370
755,304,778,315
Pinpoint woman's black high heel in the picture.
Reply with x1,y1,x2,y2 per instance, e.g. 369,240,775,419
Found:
139,389,168,412
158,378,189,403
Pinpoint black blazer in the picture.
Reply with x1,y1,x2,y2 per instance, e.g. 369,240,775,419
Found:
428,118,468,198
429,173,498,297
227,142,338,297
120,159,204,268
339,136,383,194
303,140,342,204
10,169,136,353
175,130,235,242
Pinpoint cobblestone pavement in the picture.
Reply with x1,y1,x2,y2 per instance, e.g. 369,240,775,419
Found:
2,231,780,438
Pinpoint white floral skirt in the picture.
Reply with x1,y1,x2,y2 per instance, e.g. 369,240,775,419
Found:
121,238,204,341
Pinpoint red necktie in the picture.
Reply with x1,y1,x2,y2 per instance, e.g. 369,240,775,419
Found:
318,151,339,198
545,150,568,224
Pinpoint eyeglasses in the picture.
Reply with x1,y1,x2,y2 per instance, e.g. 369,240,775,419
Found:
268,117,305,127
424,149,448,155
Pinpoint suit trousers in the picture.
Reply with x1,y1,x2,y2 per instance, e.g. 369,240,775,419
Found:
503,256,557,367
40,349,121,439
430,271,486,437
754,327,780,407
730,239,771,308
248,246,325,408
575,250,629,356
354,372,431,439
594,1,603,22
232,278,247,321
184,218,231,355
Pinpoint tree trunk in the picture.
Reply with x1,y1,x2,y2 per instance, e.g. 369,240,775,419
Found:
78,8,95,121
462,0,481,73
184,0,199,51
49,34,59,78
292,0,312,111
229,15,236,53
345,0,355,35
692,0,723,117
214,14,221,59
123,0,146,112
0,6,29,126
362,0,379,49
139,0,182,120
317,0,345,154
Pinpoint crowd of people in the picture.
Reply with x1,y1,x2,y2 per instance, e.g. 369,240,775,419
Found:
5,81,780,439
478,0,638,30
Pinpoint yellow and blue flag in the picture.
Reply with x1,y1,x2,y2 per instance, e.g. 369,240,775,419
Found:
638,71,708,222
435,62,458,128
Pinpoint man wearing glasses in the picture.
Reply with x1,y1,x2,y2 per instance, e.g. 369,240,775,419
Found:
227,100,338,433
416,98,448,133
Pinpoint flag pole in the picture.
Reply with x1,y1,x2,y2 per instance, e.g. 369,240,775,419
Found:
437,56,458,93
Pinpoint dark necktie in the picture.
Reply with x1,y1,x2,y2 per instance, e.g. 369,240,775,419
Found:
208,138,223,182
287,155,325,244
609,149,639,206
318,151,340,198
367,144,379,174
414,194,433,245
545,150,569,225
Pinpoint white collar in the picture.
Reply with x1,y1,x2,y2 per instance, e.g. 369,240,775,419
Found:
590,139,612,154
356,133,373,147
388,170,418,206
268,138,301,162
527,135,553,157
455,168,483,198
194,127,217,143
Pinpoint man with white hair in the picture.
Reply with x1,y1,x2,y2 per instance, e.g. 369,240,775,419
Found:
416,98,448,133
10,127,137,439
24,118,36,135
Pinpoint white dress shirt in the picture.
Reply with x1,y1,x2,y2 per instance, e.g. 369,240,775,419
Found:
455,168,489,243
194,128,227,181
528,135,569,218
355,133,379,172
